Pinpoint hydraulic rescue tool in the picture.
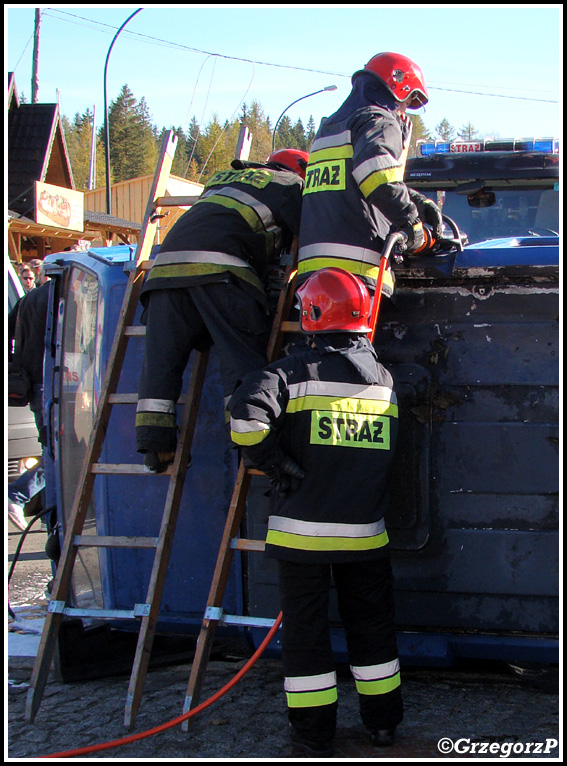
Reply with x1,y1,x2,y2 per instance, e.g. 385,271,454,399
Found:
370,214,466,342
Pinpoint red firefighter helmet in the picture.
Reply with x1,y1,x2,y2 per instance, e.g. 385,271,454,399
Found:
352,52,428,109
296,268,373,334
267,148,309,179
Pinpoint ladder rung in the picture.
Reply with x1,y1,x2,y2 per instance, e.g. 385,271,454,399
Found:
48,602,150,619
231,538,265,552
280,320,300,333
73,535,159,548
91,463,173,475
204,607,277,629
154,195,200,207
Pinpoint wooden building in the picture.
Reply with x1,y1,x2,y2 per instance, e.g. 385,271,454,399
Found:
7,73,141,264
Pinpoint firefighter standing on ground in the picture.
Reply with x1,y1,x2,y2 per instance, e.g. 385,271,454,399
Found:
297,51,443,298
135,149,308,473
229,268,402,756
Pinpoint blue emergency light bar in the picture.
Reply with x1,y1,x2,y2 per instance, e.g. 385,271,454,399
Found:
418,138,559,156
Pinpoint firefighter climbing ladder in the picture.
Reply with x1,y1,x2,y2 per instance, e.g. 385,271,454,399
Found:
24,130,208,728
24,129,300,732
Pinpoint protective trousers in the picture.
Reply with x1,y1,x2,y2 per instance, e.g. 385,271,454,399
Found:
136,281,271,454
277,557,403,745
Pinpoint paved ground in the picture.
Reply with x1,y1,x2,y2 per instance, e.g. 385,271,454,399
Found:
7,522,562,761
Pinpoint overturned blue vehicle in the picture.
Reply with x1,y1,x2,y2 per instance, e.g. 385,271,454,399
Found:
41,138,559,675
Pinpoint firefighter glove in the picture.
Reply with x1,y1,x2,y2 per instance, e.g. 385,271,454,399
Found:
264,454,306,497
398,220,425,253
408,189,444,239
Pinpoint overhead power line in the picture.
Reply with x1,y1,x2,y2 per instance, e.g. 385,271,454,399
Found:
38,7,560,105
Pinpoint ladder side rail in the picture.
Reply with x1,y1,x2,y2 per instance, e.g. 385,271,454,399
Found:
135,131,178,266
180,462,252,730
124,350,209,729
25,131,178,724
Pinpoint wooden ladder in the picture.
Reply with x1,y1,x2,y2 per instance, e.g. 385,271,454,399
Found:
179,252,299,731
24,130,209,730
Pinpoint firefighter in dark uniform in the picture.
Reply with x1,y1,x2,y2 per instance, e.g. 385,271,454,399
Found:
136,149,308,472
229,267,402,756
298,51,443,299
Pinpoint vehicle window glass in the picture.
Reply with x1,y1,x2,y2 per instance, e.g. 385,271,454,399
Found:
8,271,22,312
423,188,559,244
59,267,103,609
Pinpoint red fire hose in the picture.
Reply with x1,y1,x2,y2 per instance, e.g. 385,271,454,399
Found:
39,612,283,759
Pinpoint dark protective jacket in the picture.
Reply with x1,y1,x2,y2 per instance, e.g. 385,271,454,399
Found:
297,74,419,296
8,281,50,389
141,162,304,305
229,334,398,563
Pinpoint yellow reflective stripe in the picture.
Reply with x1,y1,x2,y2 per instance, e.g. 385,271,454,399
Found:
359,166,405,197
286,395,398,418
195,193,263,231
286,687,338,708
296,257,395,290
135,412,176,428
147,262,265,293
230,428,270,446
355,672,401,696
308,145,353,163
266,528,389,552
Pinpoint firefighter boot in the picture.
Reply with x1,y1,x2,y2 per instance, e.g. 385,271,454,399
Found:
366,727,396,747
143,451,176,474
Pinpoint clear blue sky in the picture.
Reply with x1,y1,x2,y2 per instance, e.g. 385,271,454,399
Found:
6,4,562,144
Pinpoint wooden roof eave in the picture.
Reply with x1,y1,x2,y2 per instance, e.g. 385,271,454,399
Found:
8,218,139,242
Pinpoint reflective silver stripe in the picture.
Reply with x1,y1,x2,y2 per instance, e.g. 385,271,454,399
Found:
298,242,382,267
285,672,337,692
353,155,401,185
136,398,176,414
351,660,400,681
269,515,386,539
153,250,253,270
287,381,397,406
311,130,352,152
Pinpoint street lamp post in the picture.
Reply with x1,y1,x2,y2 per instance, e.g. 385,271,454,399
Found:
104,8,143,215
271,85,337,153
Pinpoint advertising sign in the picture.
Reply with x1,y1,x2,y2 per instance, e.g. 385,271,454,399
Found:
35,181,84,232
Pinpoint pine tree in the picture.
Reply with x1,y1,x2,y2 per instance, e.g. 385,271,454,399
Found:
63,109,106,190
458,122,479,141
292,118,307,151
104,85,159,182
274,115,294,152
408,114,432,157
306,116,317,148
435,118,456,141
239,101,272,163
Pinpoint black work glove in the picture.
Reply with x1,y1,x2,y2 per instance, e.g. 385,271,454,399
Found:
264,455,306,497
242,444,306,497
408,189,443,239
397,219,425,253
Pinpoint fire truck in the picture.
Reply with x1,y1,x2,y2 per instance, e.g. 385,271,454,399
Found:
40,138,558,676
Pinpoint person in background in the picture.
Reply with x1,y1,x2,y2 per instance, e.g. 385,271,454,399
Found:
29,258,48,286
18,266,36,292
136,148,308,474
7,279,50,531
229,267,402,756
